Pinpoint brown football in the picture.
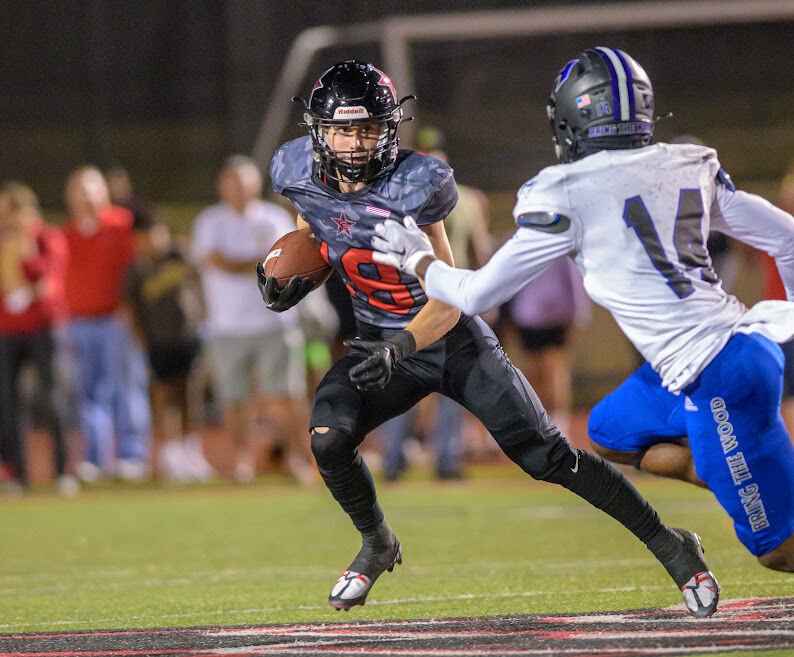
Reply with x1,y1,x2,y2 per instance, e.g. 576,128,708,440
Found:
262,227,332,289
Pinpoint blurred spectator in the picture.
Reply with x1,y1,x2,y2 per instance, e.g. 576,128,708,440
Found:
380,395,469,481
123,217,212,481
191,155,314,484
63,166,151,482
324,271,357,362
500,256,590,437
767,167,794,436
105,164,156,234
380,127,494,481
296,286,339,392
415,127,493,272
105,164,159,449
0,181,76,494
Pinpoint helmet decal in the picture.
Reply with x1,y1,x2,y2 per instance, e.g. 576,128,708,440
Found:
554,59,579,93
376,71,397,102
332,106,369,120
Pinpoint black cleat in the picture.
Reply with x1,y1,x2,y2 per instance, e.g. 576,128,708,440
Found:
328,523,402,611
662,528,720,618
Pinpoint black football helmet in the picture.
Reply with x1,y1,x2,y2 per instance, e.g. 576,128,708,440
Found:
296,61,414,183
547,47,654,163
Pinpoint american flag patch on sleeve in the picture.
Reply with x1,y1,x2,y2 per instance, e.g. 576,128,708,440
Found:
365,206,391,218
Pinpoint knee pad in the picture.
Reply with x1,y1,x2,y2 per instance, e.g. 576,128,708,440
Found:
310,427,358,470
311,382,361,437
500,432,573,481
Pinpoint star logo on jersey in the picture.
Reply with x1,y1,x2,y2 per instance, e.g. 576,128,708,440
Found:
332,212,356,237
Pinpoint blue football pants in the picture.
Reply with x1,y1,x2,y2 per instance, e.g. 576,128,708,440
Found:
590,333,794,556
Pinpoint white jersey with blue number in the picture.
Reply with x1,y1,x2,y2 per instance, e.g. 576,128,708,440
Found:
425,143,794,392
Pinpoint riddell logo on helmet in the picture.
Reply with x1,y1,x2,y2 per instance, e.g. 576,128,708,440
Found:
333,107,369,119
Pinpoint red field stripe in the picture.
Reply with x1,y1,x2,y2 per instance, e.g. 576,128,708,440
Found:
0,596,791,657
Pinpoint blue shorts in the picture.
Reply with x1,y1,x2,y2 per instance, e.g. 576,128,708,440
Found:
589,333,794,557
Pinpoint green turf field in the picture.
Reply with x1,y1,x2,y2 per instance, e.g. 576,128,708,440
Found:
0,466,791,633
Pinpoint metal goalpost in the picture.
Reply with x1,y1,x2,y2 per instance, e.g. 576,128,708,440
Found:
251,0,794,172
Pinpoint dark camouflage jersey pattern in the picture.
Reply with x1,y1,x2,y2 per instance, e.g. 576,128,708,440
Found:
270,136,458,328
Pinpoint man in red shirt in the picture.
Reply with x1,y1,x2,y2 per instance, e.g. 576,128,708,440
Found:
0,181,74,493
62,166,151,481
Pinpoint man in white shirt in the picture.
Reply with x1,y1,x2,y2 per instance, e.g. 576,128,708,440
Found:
192,155,314,484
372,47,794,572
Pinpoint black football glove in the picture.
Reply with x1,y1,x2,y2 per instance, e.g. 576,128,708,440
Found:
345,330,417,391
256,262,315,313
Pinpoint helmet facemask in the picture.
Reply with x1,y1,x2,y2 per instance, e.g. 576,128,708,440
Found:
296,61,414,184
306,111,401,184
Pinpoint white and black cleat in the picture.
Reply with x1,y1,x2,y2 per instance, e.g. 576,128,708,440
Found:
329,569,376,611
664,528,720,618
680,569,720,618
328,523,402,611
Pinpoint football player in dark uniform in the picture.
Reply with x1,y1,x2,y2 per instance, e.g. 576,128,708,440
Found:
257,60,719,617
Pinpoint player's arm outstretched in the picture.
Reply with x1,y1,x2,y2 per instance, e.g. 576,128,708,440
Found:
373,216,573,316
256,214,316,312
398,220,461,350
346,220,461,391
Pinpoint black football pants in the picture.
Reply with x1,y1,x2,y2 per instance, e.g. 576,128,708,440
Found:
310,315,666,553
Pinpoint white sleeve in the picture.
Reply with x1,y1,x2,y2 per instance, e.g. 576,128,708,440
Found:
271,205,299,238
713,185,794,299
424,224,577,316
190,210,215,264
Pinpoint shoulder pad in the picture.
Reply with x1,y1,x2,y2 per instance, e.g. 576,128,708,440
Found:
375,151,456,223
388,150,452,187
517,178,539,199
515,212,571,234
270,137,313,194
716,167,735,191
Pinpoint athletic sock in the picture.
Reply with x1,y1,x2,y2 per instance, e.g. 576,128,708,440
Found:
546,448,676,550
312,428,384,533
349,522,400,577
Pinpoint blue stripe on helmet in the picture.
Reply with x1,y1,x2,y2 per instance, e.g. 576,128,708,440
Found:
593,47,635,122
611,48,636,119
591,48,621,121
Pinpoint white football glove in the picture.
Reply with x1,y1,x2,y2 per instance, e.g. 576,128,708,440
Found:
372,216,435,277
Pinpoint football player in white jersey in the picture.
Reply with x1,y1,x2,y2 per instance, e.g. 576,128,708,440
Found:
372,47,794,572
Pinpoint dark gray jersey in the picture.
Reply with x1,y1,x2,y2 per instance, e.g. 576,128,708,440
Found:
271,136,458,328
